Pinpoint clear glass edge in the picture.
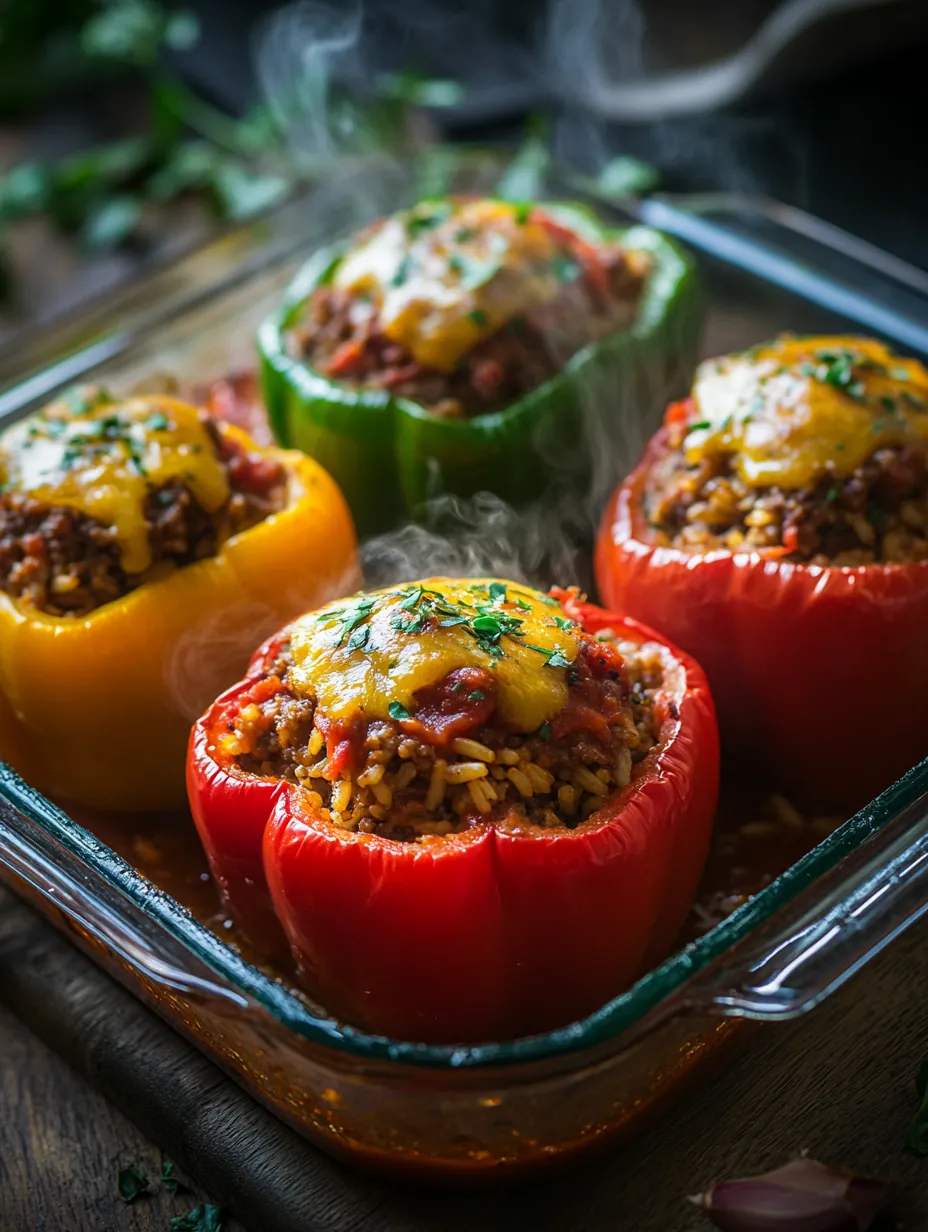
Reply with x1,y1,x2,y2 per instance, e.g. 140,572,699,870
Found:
0,164,926,1069
2,758,927,1072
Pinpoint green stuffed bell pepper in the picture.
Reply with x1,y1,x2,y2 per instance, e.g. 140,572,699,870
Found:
258,197,700,536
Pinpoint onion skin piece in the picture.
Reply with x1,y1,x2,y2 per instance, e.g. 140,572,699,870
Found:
690,1157,890,1231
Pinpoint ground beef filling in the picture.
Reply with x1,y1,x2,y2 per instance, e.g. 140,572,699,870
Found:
649,440,928,566
288,249,647,420
224,635,663,840
0,419,287,616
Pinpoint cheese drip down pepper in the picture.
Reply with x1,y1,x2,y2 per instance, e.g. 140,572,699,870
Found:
258,198,701,536
187,581,719,1042
0,391,359,811
595,336,928,810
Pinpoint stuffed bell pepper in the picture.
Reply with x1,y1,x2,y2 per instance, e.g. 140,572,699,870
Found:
188,577,719,1043
596,336,928,810
0,389,358,811
258,197,700,535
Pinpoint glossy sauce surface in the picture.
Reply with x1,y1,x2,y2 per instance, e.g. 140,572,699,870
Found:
686,336,928,489
0,395,230,574
289,578,580,734
333,200,580,372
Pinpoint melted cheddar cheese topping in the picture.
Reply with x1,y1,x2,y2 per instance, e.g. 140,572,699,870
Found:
0,394,230,575
332,199,579,372
288,578,580,733
685,336,928,490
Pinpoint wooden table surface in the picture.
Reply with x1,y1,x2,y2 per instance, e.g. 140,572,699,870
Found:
3,898,928,1231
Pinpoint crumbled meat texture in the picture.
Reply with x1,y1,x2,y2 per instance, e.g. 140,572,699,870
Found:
287,238,648,419
0,416,287,617
649,441,928,565
224,635,664,840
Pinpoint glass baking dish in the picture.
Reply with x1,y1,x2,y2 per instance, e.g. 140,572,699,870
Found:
1,155,927,1180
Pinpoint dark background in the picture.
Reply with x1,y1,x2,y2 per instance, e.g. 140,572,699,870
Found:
177,0,928,266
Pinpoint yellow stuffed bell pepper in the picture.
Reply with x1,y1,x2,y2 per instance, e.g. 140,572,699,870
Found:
0,390,359,811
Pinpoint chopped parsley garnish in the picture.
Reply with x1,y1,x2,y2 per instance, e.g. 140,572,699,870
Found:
487,581,507,603
545,647,572,669
323,596,377,647
825,487,840,504
391,254,413,287
513,202,532,224
467,689,485,702
63,385,113,417
453,254,500,292
161,1159,185,1193
553,616,574,631
117,1165,150,1203
346,624,370,652
468,308,489,327
399,586,423,610
880,395,898,413
551,255,580,283
145,411,170,432
536,593,559,606
406,203,451,238
170,1206,224,1232
525,643,572,669
472,614,504,638
802,349,865,400
388,701,410,721
687,421,711,432
536,721,552,741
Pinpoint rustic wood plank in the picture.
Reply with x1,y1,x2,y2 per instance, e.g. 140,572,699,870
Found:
0,998,244,1232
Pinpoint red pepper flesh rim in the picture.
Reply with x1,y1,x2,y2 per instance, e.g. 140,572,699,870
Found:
187,594,719,1045
595,423,928,813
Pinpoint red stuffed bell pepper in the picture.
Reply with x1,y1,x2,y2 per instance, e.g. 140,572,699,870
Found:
188,577,718,1044
596,335,928,812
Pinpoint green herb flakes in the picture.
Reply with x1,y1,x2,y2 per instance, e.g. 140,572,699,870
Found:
117,1164,150,1203
551,255,580,283
161,1159,184,1194
487,581,507,603
545,648,572,669
468,308,489,327
170,1205,224,1232
391,254,413,287
467,689,485,702
388,701,410,721
346,624,370,652
536,721,552,741
553,616,574,631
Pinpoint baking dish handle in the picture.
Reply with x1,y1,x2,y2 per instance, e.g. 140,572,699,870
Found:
677,778,928,1021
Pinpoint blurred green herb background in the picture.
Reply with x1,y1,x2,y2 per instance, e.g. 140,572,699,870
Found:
0,0,467,277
